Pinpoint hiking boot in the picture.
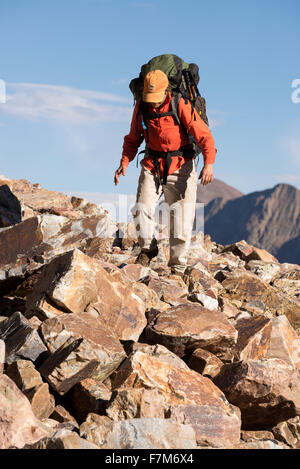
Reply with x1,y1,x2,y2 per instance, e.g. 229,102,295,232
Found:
135,247,159,267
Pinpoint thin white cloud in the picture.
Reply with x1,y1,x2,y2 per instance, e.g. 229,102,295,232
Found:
2,82,132,125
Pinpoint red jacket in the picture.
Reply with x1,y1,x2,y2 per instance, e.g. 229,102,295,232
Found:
121,92,217,176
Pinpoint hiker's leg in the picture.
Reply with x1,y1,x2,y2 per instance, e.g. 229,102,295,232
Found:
132,165,162,252
163,159,197,273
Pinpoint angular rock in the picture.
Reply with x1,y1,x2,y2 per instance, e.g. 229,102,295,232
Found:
214,358,300,428
27,249,146,341
130,282,170,312
119,264,152,282
110,345,241,448
106,388,165,421
245,260,281,282
187,348,224,379
144,304,237,360
223,240,278,263
50,405,78,429
265,315,300,368
70,378,112,422
219,268,300,327
272,416,300,448
184,266,223,297
26,383,55,420
233,316,273,361
24,428,99,449
0,184,22,227
79,414,113,448
0,374,48,449
39,312,126,395
0,311,47,365
6,359,43,391
103,418,197,449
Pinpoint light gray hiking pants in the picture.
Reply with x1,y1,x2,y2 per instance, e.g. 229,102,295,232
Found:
132,159,198,273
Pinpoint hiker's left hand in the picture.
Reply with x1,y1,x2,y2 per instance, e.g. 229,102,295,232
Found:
199,164,214,186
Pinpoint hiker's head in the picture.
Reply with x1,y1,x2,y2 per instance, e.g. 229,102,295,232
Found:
143,69,169,107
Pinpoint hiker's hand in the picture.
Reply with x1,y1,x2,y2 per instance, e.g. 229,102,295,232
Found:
114,164,126,186
199,164,213,186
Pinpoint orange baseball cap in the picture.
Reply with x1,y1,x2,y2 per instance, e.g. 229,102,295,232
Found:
143,69,169,103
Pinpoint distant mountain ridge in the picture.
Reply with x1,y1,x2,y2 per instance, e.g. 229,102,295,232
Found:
204,183,300,264
197,178,244,204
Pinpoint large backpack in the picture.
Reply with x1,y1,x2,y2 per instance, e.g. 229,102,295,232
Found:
129,54,209,157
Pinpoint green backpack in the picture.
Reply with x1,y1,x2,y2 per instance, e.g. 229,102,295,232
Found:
129,53,209,127
129,54,209,167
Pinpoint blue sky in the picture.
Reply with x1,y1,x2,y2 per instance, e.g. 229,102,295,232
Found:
0,0,299,208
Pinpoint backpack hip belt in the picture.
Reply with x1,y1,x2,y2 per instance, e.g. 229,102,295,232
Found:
147,145,195,192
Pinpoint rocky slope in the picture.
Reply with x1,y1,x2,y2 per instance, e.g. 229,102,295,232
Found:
205,183,300,264
1,176,300,449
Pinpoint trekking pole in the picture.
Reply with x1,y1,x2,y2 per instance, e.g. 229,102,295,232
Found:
182,70,195,101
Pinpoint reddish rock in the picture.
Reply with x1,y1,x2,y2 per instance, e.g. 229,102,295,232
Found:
110,345,241,448
26,383,55,420
50,405,78,429
79,414,113,448
39,312,125,395
106,388,165,421
146,275,188,303
0,374,48,449
102,418,197,449
24,428,99,449
27,249,146,341
0,311,47,365
214,358,300,428
219,268,300,327
187,348,224,379
233,316,273,361
145,304,237,360
0,340,4,373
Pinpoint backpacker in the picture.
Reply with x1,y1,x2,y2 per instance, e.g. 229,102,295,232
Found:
129,54,209,159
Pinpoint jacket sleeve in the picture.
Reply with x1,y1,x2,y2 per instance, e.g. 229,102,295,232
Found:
120,101,144,168
178,98,217,164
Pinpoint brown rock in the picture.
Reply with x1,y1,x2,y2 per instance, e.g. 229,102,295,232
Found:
146,275,188,303
0,311,47,365
240,430,275,442
214,358,300,428
39,312,125,395
27,249,146,341
25,428,99,449
0,374,48,449
144,304,237,360
6,359,43,391
246,260,281,282
70,378,112,422
219,268,300,327
119,264,152,282
265,315,300,368
0,339,4,373
102,418,197,449
110,345,241,448
130,282,170,312
223,240,278,263
26,383,55,420
106,388,165,421
233,316,273,361
79,414,113,448
184,266,223,296
50,405,78,428
187,348,224,379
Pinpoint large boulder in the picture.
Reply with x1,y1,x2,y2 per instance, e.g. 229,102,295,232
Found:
39,312,126,395
0,374,48,449
26,249,146,341
214,358,300,428
144,304,237,360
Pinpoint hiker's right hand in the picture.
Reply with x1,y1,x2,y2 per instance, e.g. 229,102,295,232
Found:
114,164,126,186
